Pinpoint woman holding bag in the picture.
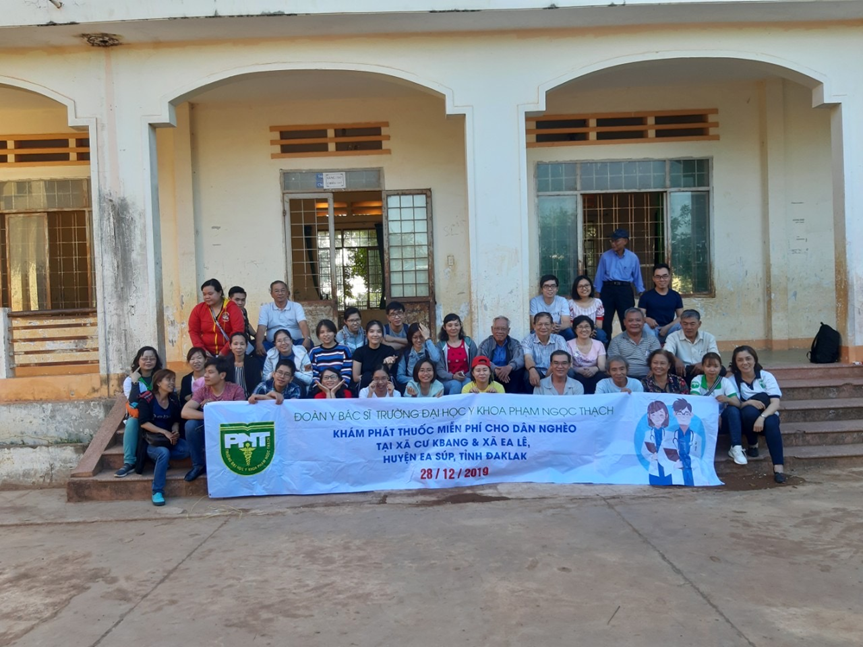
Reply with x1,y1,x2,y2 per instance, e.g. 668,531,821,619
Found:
188,278,245,357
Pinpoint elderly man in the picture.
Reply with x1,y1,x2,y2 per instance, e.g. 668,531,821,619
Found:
594,228,645,341
534,350,584,395
663,309,720,380
638,263,684,341
255,280,312,354
595,356,645,394
478,316,525,394
522,312,568,390
606,308,660,380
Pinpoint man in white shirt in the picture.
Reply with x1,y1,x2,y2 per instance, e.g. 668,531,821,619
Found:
255,280,312,354
663,309,720,380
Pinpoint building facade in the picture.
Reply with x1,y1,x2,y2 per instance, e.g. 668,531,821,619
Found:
1,1,862,482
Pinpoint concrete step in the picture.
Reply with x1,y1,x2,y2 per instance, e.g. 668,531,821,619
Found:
781,420,863,446
100,444,192,471
769,364,863,380
779,398,863,423
714,442,863,472
66,467,207,502
778,378,863,401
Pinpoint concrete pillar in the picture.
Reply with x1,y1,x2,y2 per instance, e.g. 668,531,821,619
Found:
0,308,12,379
760,79,790,349
831,94,863,362
88,60,165,378
460,90,534,340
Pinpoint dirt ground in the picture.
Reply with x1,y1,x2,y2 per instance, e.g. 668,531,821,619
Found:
1,467,862,647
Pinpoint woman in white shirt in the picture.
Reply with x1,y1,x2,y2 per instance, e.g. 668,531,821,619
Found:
729,346,786,483
567,275,607,344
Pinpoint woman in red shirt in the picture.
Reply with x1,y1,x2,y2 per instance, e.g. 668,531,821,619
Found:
436,313,478,395
188,278,245,357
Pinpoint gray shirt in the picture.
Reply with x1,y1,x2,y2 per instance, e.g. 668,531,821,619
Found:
520,332,568,372
534,375,584,396
606,332,660,379
595,377,645,394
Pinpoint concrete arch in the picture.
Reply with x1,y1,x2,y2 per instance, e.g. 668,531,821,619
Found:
528,50,835,113
154,61,461,127
0,75,93,129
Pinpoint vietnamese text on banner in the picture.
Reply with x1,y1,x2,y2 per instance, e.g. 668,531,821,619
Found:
203,393,721,498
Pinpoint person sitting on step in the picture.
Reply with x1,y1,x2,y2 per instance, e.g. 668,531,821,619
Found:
729,346,786,483
114,346,163,478
181,357,245,482
137,369,188,507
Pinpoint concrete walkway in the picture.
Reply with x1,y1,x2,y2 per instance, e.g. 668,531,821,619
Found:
2,469,862,647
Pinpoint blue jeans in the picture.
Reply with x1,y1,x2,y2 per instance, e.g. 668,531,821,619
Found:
123,418,140,465
147,439,190,493
443,378,471,395
185,420,206,469
720,405,743,446
644,322,681,343
741,405,784,466
593,328,608,344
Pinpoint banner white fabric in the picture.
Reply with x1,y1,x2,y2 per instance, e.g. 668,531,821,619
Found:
203,393,722,498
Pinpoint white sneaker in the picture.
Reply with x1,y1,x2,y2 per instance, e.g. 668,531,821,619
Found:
728,445,748,466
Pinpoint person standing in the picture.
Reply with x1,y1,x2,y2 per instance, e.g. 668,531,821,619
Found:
255,280,312,354
593,229,645,341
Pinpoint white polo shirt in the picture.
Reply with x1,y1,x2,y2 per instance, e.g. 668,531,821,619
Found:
258,301,307,342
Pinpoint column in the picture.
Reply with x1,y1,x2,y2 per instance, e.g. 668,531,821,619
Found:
831,93,863,362
760,79,790,349
86,59,165,379
459,88,535,340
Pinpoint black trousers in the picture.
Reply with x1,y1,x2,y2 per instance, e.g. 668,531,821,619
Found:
600,282,635,340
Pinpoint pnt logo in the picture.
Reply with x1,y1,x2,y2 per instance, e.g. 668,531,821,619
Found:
219,422,275,476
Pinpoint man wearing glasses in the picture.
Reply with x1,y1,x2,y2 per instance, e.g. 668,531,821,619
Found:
638,263,684,342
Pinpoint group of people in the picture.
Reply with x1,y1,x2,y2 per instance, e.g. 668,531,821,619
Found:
119,228,786,506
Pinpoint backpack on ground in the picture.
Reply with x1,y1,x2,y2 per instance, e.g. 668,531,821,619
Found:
807,323,841,364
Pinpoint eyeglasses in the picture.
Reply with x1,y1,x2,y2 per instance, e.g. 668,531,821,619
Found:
346,318,361,323
273,371,292,378
551,361,570,367
371,377,390,383
542,283,558,289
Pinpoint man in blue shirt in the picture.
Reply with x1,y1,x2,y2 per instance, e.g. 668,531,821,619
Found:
593,229,646,341
638,263,684,342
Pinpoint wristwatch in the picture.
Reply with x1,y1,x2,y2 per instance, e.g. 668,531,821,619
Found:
759,414,768,419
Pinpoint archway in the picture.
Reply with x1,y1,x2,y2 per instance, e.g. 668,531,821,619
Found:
153,69,469,366
0,83,100,379
526,56,835,353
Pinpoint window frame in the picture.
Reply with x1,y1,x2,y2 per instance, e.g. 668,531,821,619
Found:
534,157,714,298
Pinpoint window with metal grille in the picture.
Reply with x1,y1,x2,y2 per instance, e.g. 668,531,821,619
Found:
0,179,94,311
316,229,383,310
271,122,391,159
527,110,718,148
0,134,90,166
536,159,711,296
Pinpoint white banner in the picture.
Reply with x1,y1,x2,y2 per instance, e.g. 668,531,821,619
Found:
203,393,721,498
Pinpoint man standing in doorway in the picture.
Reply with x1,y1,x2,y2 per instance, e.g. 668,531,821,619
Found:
594,229,646,341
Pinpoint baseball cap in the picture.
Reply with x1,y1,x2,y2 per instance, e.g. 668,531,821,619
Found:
471,356,492,369
609,228,630,240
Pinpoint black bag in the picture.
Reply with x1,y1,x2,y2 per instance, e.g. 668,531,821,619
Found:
808,323,841,364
